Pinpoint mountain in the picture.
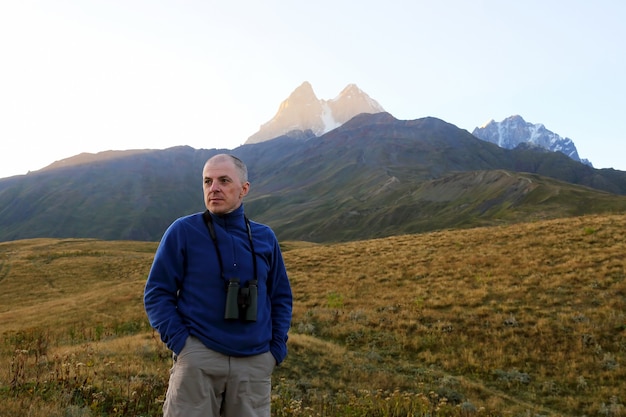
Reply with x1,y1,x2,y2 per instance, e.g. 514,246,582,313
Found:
248,83,590,169
245,81,385,144
472,115,592,166
2,113,626,244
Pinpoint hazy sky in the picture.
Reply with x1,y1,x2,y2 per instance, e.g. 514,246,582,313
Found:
1,1,625,179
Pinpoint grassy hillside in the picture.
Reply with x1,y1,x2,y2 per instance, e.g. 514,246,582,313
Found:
0,215,624,416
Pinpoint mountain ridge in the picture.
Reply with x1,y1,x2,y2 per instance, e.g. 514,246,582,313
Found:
2,113,625,243
246,82,595,167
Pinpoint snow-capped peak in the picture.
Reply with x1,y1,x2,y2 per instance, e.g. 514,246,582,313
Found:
472,115,591,166
245,82,385,144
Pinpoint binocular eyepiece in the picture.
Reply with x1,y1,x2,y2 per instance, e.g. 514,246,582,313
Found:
224,278,258,322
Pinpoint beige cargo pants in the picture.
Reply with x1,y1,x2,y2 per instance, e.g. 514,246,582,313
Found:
163,336,276,417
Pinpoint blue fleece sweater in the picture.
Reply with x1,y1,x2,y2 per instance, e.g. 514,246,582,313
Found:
143,205,293,364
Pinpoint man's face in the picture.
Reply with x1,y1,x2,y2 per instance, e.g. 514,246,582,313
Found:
202,158,249,215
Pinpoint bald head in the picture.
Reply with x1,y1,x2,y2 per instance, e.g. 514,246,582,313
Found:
205,154,248,183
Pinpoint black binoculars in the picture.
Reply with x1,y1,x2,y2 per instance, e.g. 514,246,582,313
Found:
224,278,258,321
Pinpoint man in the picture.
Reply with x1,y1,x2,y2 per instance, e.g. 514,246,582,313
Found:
144,154,293,417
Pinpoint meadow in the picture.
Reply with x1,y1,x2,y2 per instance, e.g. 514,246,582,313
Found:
0,214,624,416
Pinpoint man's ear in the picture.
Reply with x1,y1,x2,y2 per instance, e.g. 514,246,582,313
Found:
240,181,250,198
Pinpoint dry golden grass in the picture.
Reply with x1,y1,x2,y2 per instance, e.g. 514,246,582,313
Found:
1,214,625,416
282,213,626,416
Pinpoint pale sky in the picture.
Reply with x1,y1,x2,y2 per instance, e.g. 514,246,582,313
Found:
1,1,625,179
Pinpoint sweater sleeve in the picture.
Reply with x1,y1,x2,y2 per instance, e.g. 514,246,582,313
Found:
143,219,190,355
267,234,293,365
